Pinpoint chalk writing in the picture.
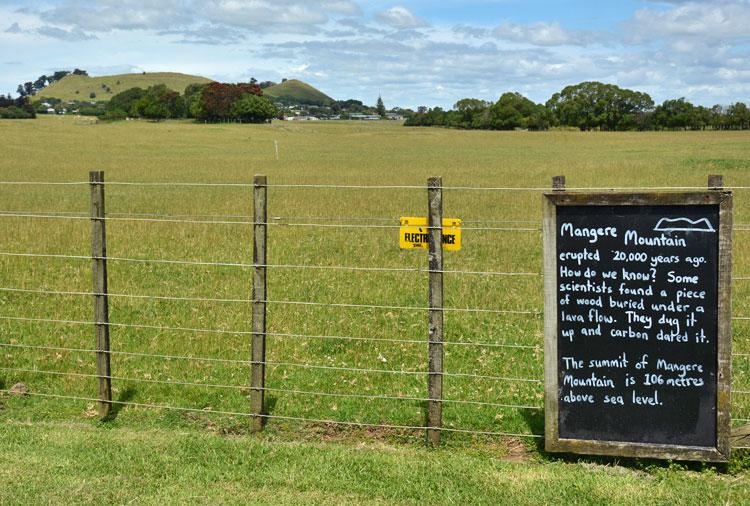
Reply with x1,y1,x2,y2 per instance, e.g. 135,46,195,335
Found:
556,204,719,447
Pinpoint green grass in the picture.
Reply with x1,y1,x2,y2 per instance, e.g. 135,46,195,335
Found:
36,72,213,101
264,79,334,105
1,421,748,505
1,117,750,502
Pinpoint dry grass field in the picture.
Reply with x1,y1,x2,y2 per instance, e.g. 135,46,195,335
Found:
1,116,750,503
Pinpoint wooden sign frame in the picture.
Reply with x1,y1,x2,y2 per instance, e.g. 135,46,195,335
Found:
543,191,733,462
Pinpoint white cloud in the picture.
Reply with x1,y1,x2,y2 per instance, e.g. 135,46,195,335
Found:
4,21,97,41
625,1,750,43
2,1,750,107
492,21,602,46
32,0,361,34
375,6,428,29
38,0,191,31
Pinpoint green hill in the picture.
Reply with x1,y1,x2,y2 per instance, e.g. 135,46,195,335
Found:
263,79,334,106
37,72,213,101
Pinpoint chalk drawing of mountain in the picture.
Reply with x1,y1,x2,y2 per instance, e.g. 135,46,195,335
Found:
654,217,716,233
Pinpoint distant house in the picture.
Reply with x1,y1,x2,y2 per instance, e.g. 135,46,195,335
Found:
46,108,55,114
285,115,320,121
350,113,381,121
386,113,403,121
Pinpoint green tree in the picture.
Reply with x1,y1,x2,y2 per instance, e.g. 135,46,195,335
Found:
132,84,185,120
51,70,70,83
183,83,206,119
546,82,653,131
230,94,278,123
726,102,750,130
653,98,695,130
453,98,490,127
107,87,147,117
475,92,550,130
376,95,386,118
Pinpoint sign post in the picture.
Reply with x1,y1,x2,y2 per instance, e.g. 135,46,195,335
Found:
543,182,732,461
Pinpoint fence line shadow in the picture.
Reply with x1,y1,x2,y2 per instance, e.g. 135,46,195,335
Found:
263,396,278,429
102,386,137,422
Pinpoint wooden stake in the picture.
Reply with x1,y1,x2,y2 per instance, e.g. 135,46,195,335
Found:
708,175,724,190
89,171,112,418
427,176,444,446
251,174,268,432
552,175,566,191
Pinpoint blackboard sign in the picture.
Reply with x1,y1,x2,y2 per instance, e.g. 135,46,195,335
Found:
543,192,732,462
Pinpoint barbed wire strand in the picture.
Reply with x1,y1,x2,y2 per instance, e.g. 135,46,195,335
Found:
0,213,541,231
0,209,536,223
10,212,750,234
0,287,541,315
3,180,749,191
0,390,544,438
0,365,541,410
0,252,541,277
5,251,750,280
0,316,541,350
3,388,747,441
13,210,750,230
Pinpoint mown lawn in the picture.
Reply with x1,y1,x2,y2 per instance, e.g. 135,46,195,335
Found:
1,420,749,505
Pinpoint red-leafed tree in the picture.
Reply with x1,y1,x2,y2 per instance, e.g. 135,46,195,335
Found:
197,82,263,121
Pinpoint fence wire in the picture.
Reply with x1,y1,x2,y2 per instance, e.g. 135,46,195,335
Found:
2,178,750,450
0,390,544,439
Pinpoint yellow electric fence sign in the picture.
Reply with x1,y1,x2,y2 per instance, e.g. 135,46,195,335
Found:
399,217,462,251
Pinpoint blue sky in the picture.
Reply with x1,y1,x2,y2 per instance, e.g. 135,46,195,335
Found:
2,1,750,108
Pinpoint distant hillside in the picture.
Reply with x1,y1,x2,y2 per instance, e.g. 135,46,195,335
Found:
264,79,334,106
37,72,213,101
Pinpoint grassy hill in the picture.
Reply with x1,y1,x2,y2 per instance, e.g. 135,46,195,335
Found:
263,79,334,106
36,72,213,102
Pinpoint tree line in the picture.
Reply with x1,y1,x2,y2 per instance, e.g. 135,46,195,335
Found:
405,82,750,131
103,82,278,123
0,95,35,119
16,69,88,97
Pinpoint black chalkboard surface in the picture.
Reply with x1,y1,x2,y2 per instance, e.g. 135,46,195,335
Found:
544,192,732,461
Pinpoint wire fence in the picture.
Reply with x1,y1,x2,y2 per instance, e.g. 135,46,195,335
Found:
1,175,749,451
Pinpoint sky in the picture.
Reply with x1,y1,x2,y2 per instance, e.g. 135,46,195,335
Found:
2,0,750,108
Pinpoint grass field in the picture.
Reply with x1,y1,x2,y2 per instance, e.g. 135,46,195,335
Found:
1,117,750,503
36,72,212,101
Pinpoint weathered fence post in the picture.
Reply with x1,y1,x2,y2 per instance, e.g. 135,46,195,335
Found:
552,175,566,192
427,176,444,446
251,174,268,432
89,170,112,418
709,174,724,191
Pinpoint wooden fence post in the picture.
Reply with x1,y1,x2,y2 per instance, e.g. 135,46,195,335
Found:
89,170,112,418
552,175,566,192
251,175,268,432
427,176,444,446
709,174,724,190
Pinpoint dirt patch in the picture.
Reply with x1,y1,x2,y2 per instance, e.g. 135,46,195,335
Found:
499,437,534,463
9,383,28,396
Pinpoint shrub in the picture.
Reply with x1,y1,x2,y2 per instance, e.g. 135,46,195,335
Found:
230,94,278,123
197,82,263,122
0,106,34,119
101,109,128,121
107,87,146,117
